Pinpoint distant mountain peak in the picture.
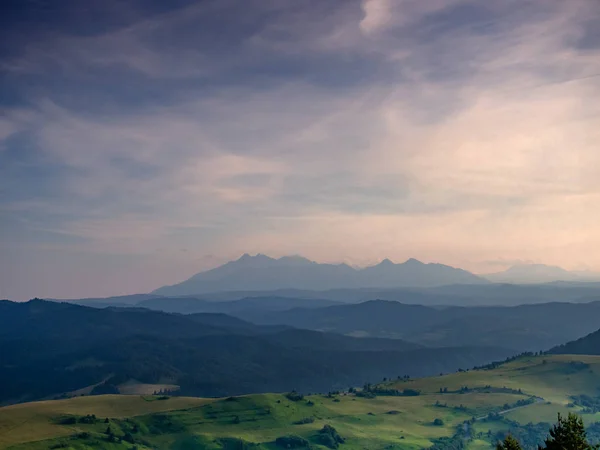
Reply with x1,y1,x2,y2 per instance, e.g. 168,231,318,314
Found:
505,263,569,274
152,254,487,296
404,258,424,266
483,263,600,284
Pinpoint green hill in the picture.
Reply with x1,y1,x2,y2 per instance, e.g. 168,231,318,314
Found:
549,327,600,356
5,355,600,449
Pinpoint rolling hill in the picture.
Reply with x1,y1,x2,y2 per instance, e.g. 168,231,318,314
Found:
549,326,600,355
247,299,600,351
0,300,510,405
5,354,600,450
136,295,341,315
51,282,600,311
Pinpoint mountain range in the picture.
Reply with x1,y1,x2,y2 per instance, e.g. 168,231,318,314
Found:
152,254,600,297
152,254,488,296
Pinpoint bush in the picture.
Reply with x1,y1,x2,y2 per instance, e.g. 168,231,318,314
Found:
356,391,376,399
402,389,421,397
317,433,339,449
367,388,421,397
286,391,304,402
58,416,77,425
275,435,311,448
78,414,97,424
433,418,444,426
293,417,315,425
318,425,345,448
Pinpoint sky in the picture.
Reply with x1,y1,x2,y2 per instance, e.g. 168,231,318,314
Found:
1,0,599,300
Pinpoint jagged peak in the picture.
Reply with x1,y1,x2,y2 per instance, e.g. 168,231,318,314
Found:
403,258,424,265
237,253,275,262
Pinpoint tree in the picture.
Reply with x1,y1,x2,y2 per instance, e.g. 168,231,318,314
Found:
497,435,522,450
540,413,596,450
275,435,310,448
319,424,344,448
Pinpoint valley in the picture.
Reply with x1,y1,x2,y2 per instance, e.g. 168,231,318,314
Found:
4,258,600,449
4,0,599,445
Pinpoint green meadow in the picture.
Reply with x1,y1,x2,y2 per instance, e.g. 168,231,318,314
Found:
3,355,600,449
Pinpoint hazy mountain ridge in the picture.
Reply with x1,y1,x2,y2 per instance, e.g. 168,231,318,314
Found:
142,282,600,310
136,296,341,315
246,299,600,352
51,283,600,311
152,254,488,296
550,326,600,355
484,263,600,284
0,300,511,404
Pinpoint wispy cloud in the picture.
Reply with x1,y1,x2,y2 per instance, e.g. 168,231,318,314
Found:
1,0,599,299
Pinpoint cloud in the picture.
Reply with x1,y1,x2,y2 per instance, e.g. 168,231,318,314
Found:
360,0,393,34
1,0,600,299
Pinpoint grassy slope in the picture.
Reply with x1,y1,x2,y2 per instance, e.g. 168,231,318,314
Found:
0,396,209,448
388,354,600,403
3,355,600,450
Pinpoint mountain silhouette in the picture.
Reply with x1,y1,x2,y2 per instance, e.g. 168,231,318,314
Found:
153,254,487,296
484,264,600,284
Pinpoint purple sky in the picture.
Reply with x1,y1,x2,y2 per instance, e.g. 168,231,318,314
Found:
1,0,599,299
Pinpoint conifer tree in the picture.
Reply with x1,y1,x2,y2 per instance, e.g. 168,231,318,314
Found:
497,435,522,450
539,413,597,450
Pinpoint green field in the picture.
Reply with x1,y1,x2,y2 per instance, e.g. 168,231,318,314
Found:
3,355,600,449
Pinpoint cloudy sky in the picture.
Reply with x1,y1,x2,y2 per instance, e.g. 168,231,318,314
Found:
1,0,599,299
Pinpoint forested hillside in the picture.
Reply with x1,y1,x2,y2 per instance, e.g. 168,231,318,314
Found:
0,300,511,405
